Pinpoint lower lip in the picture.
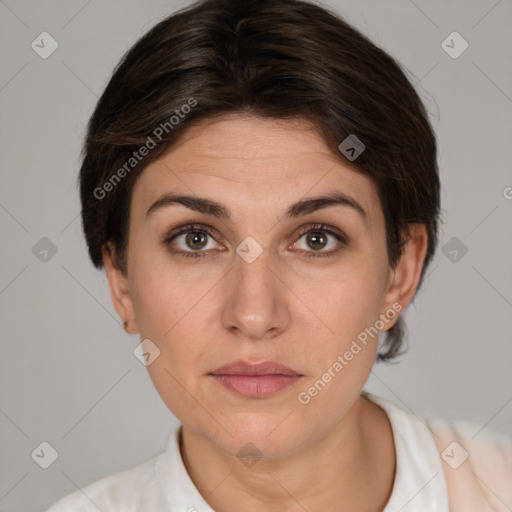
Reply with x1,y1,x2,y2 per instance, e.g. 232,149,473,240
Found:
211,374,302,398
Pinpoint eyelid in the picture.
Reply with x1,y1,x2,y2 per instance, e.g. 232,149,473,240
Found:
162,222,223,257
295,223,348,244
164,222,219,240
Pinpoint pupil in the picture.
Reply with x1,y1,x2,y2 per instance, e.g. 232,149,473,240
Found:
307,232,326,250
186,231,207,250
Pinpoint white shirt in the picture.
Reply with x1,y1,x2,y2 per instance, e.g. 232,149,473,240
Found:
45,393,512,511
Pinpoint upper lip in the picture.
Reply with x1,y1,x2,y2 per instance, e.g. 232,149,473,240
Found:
210,360,301,376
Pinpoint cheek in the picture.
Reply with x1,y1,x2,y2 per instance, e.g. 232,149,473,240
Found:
128,249,214,367
293,269,386,415
129,261,212,419
128,241,188,336
308,260,389,343
295,263,390,402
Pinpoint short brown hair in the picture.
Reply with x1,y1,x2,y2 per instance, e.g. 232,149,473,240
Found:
79,0,441,361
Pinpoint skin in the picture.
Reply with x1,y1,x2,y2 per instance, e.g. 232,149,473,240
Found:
103,115,428,511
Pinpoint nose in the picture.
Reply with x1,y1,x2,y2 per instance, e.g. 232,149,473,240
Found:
221,245,291,342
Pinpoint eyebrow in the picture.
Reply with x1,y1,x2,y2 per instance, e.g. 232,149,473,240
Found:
146,191,367,223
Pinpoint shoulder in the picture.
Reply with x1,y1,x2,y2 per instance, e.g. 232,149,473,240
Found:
429,418,512,511
45,454,164,512
366,393,512,511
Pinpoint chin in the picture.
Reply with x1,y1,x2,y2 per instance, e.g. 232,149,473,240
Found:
205,414,313,461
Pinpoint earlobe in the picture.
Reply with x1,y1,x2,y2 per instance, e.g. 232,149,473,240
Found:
102,244,138,334
382,224,428,328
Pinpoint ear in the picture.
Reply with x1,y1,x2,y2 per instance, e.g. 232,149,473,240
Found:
381,224,428,330
103,243,138,334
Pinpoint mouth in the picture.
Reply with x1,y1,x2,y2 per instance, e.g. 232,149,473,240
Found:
209,360,303,398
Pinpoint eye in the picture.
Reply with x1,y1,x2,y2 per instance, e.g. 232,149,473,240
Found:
163,223,221,259
292,223,348,258
163,222,348,259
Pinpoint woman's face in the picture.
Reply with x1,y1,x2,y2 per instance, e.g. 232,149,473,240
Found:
105,115,425,459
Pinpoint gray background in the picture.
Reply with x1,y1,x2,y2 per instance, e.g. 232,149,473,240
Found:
1,0,511,510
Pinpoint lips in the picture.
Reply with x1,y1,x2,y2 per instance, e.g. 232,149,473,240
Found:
210,360,301,376
209,360,303,398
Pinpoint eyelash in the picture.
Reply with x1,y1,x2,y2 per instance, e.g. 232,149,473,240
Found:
162,222,348,259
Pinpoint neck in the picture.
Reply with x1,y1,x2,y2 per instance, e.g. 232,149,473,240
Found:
179,395,396,512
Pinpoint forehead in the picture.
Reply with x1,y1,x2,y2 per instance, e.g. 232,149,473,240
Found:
131,115,383,226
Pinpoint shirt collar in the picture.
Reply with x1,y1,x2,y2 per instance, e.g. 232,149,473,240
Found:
366,393,449,511
155,424,216,512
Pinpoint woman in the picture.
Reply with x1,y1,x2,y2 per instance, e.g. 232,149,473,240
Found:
46,0,512,510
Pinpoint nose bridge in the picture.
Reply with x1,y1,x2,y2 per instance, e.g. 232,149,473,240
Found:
233,240,275,304
223,239,288,339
